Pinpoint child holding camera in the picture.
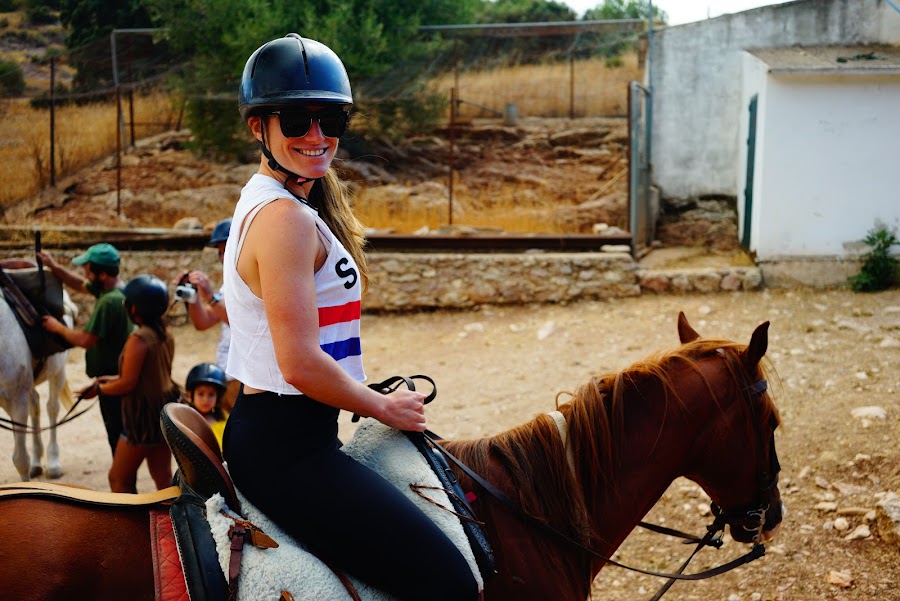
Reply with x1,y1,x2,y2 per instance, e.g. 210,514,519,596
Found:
184,362,228,448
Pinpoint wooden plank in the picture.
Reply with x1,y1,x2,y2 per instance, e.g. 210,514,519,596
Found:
0,226,631,253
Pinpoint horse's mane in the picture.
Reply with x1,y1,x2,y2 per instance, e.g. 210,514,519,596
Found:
443,337,779,551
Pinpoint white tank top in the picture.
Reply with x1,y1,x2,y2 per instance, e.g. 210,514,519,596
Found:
223,174,366,395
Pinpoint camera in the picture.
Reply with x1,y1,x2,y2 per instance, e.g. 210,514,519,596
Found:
175,284,198,304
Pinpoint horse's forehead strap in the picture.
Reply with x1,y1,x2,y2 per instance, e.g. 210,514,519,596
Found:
547,411,577,476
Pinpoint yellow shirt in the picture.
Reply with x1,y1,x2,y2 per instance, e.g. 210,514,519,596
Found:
210,419,226,450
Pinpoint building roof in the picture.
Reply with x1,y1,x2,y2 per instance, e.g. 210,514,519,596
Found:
747,45,900,75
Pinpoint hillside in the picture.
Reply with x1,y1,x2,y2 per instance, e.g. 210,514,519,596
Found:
0,9,73,96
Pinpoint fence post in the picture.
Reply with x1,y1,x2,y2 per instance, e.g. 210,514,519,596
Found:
129,87,135,146
448,86,456,227
115,85,122,217
49,56,56,187
569,55,575,119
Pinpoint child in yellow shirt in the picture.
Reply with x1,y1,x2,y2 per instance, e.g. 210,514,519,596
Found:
184,362,228,449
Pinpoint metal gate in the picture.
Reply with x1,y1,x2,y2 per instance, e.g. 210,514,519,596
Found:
628,81,652,257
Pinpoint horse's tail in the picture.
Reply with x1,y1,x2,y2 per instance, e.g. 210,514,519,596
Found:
59,379,75,411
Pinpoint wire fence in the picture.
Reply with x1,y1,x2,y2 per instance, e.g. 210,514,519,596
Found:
0,22,646,215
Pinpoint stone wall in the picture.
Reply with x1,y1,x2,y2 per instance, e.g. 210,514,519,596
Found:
43,249,764,314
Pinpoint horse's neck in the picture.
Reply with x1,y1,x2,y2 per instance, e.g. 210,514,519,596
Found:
589,369,724,560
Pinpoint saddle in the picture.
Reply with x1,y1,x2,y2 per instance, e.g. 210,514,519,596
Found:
161,399,494,600
160,403,243,601
0,261,71,362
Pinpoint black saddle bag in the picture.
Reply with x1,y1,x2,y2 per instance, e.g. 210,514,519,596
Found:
0,267,72,360
4,305,71,359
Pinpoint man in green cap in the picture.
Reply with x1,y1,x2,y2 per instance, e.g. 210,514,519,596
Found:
39,244,133,455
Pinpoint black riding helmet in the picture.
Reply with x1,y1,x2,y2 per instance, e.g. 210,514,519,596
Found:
123,274,169,321
207,218,232,247
239,33,352,183
185,362,227,393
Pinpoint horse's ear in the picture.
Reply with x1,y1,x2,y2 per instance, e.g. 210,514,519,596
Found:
677,311,701,343
745,321,770,367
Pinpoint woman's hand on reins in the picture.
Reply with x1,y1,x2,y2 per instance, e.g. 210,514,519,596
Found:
377,389,428,432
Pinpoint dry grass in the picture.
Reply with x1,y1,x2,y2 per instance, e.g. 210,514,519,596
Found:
354,181,574,234
434,53,641,119
1,56,635,234
0,11,25,28
0,92,176,211
354,56,639,233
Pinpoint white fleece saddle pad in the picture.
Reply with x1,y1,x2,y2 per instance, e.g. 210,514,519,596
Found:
205,419,483,600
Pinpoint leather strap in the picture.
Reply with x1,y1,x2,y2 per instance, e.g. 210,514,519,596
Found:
227,524,245,601
547,411,709,546
0,392,98,434
319,556,363,601
423,429,766,582
352,374,436,422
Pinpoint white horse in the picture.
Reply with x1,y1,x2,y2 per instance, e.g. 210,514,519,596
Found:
0,291,77,480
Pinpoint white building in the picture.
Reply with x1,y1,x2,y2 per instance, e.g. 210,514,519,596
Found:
648,0,900,285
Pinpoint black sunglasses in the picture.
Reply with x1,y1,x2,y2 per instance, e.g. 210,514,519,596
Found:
271,110,350,139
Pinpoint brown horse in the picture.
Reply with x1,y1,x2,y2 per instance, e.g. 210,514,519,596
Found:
0,313,782,601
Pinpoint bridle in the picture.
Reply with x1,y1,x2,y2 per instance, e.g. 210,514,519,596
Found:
710,379,782,545
372,372,781,600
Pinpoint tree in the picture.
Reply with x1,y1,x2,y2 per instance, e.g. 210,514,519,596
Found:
142,0,480,158
478,0,577,23
59,0,164,92
583,0,668,24
579,0,666,65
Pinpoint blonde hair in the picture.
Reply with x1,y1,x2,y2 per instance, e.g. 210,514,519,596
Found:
309,167,370,291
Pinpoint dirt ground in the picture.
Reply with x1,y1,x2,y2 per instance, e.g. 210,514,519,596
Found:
2,287,898,600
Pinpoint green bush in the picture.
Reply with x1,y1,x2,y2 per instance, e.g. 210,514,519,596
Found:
183,96,250,162
0,60,25,97
849,226,899,292
25,5,56,25
357,92,449,143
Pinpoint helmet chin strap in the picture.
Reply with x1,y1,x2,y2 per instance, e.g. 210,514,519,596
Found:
260,121,323,186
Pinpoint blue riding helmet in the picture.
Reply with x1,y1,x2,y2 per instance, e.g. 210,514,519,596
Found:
123,274,169,321
238,33,353,121
185,362,227,393
207,218,232,247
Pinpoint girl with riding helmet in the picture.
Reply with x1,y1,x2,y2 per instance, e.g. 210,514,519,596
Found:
82,274,180,493
184,362,228,448
222,34,479,599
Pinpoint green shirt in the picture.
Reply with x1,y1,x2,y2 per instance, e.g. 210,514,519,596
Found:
84,283,133,377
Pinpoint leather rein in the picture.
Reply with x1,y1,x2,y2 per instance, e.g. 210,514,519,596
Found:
369,374,777,600
0,390,97,434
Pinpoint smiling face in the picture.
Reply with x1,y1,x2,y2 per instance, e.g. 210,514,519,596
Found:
250,106,341,182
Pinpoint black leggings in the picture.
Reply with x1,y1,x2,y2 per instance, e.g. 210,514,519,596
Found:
223,389,479,601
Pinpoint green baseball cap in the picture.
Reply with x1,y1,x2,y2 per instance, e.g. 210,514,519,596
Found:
72,243,121,267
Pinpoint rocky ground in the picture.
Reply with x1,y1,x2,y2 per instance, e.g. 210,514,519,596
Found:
4,118,714,247
1,122,898,600
1,289,898,601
